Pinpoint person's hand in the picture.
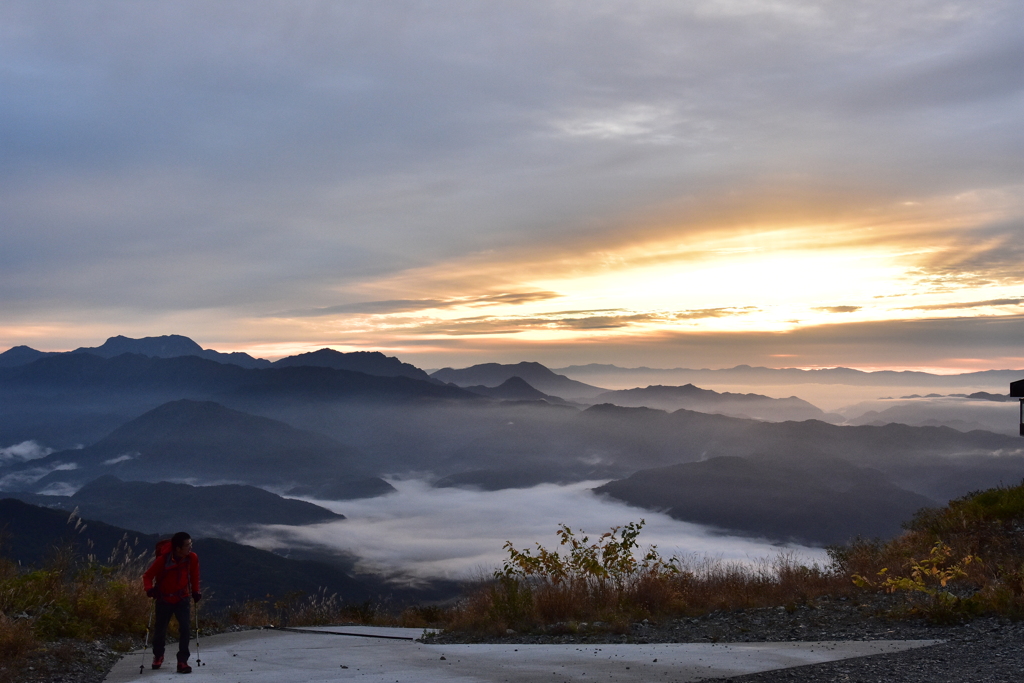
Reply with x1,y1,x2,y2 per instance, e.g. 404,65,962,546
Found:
192,592,202,603
146,587,158,598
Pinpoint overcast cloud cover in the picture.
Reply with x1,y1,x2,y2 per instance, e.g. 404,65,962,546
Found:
2,1,1023,369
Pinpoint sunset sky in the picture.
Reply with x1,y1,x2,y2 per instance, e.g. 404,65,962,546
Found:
3,2,1023,370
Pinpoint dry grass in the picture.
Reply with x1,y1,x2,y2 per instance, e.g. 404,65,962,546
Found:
445,547,850,636
11,481,1024,650
840,482,1024,622
0,528,152,671
228,588,409,629
0,612,38,659
229,598,273,627
443,487,1024,636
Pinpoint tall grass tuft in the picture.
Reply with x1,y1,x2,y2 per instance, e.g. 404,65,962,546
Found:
228,588,403,628
0,521,152,653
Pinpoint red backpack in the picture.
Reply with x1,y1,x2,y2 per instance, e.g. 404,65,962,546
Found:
151,538,193,601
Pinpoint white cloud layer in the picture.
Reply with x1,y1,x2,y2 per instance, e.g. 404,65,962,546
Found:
239,479,826,580
0,440,55,465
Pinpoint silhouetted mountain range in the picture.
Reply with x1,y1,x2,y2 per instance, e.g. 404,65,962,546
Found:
425,403,1024,503
431,362,606,399
0,475,344,536
839,396,1017,435
3,400,395,500
70,334,272,368
0,345,53,368
591,384,838,422
577,404,1023,499
595,455,935,545
556,363,1024,388
0,350,470,400
3,334,1024,551
462,376,569,404
0,352,477,447
272,348,434,382
1,335,444,380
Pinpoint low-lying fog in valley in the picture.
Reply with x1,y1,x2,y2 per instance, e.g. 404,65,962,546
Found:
2,336,1023,603
241,479,828,581
557,368,1018,434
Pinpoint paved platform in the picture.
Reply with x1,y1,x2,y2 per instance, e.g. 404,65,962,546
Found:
106,626,941,683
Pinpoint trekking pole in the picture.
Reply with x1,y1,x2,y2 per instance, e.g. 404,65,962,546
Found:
194,596,203,667
139,601,154,674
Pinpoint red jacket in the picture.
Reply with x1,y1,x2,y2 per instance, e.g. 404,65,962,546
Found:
143,540,200,604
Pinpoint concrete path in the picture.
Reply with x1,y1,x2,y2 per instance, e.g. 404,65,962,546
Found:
106,626,941,683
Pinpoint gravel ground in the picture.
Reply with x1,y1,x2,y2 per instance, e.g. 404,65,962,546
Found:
0,639,124,683
12,598,1022,683
425,595,1024,682
0,626,254,683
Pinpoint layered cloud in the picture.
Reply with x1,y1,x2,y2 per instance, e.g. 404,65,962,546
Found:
274,291,562,318
1,1,1022,368
899,298,1024,312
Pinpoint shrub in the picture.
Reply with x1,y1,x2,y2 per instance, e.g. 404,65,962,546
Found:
841,481,1024,622
493,520,682,626
445,520,848,635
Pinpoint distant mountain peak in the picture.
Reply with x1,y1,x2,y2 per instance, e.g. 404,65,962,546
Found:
272,348,432,381
430,361,606,399
73,334,205,357
463,375,568,403
12,398,396,501
589,383,829,422
66,334,272,369
498,376,540,390
0,345,54,368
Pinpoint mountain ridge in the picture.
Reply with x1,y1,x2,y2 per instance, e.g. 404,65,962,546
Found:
557,363,1024,388
431,361,606,398
0,475,345,535
272,348,434,382
0,351,480,447
591,383,835,422
594,454,936,545
1,399,396,500
462,376,570,404
0,335,441,383
69,334,271,368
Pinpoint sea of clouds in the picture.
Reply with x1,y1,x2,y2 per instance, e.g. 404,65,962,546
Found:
239,478,827,580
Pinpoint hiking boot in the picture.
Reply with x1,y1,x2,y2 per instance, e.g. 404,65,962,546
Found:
151,655,163,669
176,661,192,674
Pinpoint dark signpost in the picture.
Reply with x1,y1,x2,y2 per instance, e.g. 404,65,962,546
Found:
1011,379,1024,436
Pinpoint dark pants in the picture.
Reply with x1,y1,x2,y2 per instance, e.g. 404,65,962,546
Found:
153,599,191,663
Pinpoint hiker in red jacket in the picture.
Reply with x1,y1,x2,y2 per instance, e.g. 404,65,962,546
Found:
143,531,201,674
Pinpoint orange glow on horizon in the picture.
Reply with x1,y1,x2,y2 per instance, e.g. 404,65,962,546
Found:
5,184,1024,373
